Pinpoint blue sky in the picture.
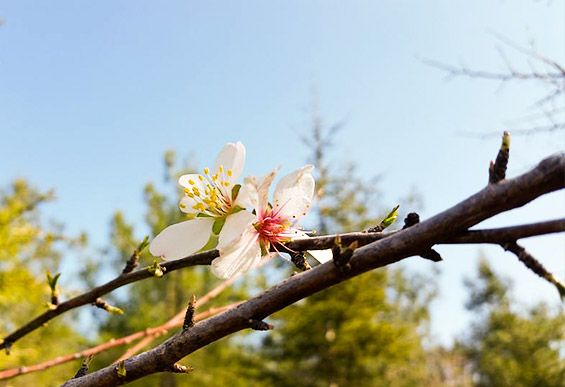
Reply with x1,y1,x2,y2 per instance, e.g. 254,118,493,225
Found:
1,1,563,345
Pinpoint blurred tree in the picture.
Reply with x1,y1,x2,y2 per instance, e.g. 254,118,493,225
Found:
0,180,86,386
257,112,438,386
460,259,565,386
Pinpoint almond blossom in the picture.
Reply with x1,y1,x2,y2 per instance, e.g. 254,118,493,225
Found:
149,142,248,260
211,165,332,279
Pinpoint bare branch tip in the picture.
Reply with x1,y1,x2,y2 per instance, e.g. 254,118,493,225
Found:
183,295,197,331
489,131,511,184
249,319,273,331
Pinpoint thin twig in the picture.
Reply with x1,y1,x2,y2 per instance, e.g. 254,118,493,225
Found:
0,303,240,381
61,153,565,386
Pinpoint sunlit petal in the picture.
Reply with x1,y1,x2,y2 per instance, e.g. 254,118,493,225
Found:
213,230,261,279
218,211,256,249
214,142,246,182
178,174,206,190
149,218,215,260
273,165,315,220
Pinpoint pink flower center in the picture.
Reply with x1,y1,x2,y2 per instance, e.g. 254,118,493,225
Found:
254,211,292,246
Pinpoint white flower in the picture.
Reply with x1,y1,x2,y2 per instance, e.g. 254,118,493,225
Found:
149,142,248,260
211,165,332,279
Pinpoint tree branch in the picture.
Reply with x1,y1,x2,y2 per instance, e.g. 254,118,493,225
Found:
0,302,241,381
61,153,564,386
2,217,563,351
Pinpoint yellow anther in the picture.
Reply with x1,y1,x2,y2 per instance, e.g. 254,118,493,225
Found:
212,174,218,181
219,165,224,173
184,188,190,195
188,179,195,185
192,187,201,196
222,181,230,187
227,169,233,177
204,167,210,175
179,202,186,208
186,192,195,198
198,175,204,181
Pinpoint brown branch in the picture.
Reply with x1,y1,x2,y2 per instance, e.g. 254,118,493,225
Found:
0,249,220,351
0,303,240,381
61,153,565,386
0,270,245,380
2,215,563,352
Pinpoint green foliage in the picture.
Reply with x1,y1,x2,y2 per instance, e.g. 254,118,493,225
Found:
461,259,565,386
261,270,436,386
0,180,86,386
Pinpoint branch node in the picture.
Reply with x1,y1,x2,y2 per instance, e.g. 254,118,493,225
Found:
419,248,443,262
2,340,11,355
366,205,400,232
93,298,124,315
182,295,197,331
332,236,358,274
123,236,150,274
402,214,442,262
46,271,61,308
489,131,511,184
115,361,127,378
248,319,273,331
402,213,420,229
147,259,166,277
165,363,194,374
73,355,93,379
289,251,311,271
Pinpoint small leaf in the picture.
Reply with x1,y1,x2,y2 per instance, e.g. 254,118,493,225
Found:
107,305,124,315
199,233,219,252
231,205,245,214
137,236,150,252
116,361,127,378
46,272,61,290
381,205,400,229
212,217,226,235
231,184,242,201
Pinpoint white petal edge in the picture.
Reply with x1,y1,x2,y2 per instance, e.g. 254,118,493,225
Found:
233,181,258,210
149,218,215,260
272,165,315,220
213,229,261,279
214,142,246,182
254,168,279,215
178,174,206,190
218,211,256,249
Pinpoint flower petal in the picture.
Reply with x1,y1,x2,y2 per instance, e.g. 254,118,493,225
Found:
179,195,199,214
273,165,315,220
245,168,279,216
149,218,215,260
214,142,246,182
233,181,258,210
178,174,206,190
218,210,256,249
213,229,261,279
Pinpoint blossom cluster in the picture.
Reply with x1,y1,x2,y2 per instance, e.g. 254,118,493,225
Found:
149,142,331,279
